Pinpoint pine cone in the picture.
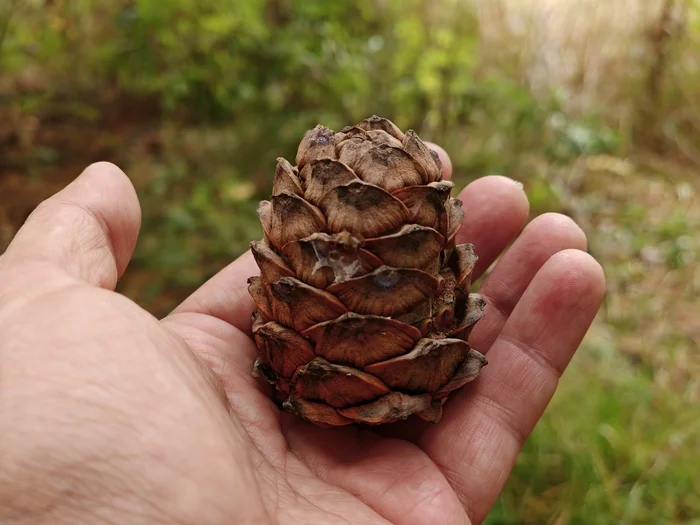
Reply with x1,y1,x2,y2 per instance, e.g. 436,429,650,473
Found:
248,116,487,426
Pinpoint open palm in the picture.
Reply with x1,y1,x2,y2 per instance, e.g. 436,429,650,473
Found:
1,155,604,525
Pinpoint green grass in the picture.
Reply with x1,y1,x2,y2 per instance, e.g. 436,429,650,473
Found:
489,334,700,524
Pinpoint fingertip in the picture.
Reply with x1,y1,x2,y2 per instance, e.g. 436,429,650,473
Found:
544,248,607,307
73,161,142,225
69,162,142,277
456,175,530,276
524,212,588,252
569,248,606,290
548,248,604,278
424,142,453,180
470,175,529,211
462,176,530,221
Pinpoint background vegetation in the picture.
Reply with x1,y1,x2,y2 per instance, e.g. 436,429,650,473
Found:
1,0,699,523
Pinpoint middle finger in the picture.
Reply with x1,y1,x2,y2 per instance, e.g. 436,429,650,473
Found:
468,212,588,355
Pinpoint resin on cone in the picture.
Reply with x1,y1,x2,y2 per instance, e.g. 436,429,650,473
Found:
248,116,487,426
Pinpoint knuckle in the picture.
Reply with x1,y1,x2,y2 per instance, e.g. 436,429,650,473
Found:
32,199,109,250
30,199,117,286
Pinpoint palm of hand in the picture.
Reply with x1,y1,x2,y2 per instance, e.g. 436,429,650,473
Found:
0,161,604,525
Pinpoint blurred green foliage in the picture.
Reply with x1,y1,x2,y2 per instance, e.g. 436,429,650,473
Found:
1,0,699,523
0,0,620,298
1,0,621,166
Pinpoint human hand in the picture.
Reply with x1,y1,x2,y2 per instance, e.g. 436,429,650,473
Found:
0,154,604,525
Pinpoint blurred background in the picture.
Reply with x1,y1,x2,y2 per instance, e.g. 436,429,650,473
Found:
1,0,699,522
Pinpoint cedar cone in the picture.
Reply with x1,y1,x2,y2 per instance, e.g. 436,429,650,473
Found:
248,116,487,426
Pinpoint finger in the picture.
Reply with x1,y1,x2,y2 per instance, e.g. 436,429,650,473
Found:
4,162,141,290
419,249,605,523
456,175,530,279
468,213,587,354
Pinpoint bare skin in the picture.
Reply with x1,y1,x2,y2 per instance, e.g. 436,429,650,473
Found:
0,148,605,525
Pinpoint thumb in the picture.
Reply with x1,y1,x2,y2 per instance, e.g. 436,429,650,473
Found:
3,162,142,290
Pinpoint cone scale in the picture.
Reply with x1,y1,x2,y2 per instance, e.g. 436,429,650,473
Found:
248,116,487,426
